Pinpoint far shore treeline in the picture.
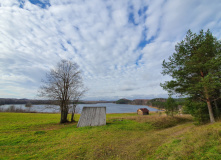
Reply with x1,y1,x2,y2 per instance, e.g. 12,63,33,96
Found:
0,98,115,105
0,98,168,107
1,97,185,110
0,97,176,109
115,98,185,109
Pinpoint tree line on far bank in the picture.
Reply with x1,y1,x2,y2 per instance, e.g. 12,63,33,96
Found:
0,99,53,106
0,98,114,106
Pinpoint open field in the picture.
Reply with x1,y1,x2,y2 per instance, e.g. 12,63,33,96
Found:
1,112,221,159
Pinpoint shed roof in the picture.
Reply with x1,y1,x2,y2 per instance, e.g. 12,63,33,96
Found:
137,108,149,112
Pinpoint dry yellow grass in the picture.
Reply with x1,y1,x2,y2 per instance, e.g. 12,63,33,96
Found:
113,113,193,129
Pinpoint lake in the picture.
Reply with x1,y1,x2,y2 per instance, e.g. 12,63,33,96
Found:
0,103,159,113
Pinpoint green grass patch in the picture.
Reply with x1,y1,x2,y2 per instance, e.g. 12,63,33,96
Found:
1,112,221,159
34,131,46,135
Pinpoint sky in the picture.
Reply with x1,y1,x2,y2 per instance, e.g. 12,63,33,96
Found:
0,0,221,100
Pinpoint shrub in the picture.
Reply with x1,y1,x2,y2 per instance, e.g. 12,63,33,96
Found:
184,99,209,124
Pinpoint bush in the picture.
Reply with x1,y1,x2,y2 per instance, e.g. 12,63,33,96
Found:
165,97,178,116
184,99,209,124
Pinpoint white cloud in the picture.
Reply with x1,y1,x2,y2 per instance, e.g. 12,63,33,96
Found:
0,0,220,100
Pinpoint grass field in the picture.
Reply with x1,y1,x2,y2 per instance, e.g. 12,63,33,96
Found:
1,112,221,160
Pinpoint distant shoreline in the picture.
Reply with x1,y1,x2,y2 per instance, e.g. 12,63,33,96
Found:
145,105,160,110
117,103,162,111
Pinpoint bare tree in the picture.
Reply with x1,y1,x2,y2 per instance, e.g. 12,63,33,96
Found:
70,89,87,122
39,59,84,123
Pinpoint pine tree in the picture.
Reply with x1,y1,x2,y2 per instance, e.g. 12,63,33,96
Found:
161,29,221,123
165,96,178,117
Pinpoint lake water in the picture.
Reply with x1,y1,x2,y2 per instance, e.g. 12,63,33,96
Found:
0,103,159,113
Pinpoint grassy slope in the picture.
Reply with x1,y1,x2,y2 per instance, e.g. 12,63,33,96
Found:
0,112,221,160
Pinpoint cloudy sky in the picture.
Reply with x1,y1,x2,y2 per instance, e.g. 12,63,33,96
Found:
0,0,221,100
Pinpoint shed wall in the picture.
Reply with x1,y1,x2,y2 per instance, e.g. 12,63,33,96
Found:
77,107,106,127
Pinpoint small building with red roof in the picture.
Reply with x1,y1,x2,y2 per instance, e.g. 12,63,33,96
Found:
137,108,149,115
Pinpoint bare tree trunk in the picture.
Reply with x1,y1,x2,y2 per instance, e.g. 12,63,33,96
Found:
60,104,69,123
71,110,75,122
71,110,74,122
60,109,65,123
201,75,215,123
206,99,215,123
204,87,215,123
71,105,76,122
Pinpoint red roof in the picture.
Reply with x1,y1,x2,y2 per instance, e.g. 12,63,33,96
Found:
138,108,149,112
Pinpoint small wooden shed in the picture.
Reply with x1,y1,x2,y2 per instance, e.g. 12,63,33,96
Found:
137,108,149,115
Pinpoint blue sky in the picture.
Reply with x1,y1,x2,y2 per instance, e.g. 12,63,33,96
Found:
0,0,221,100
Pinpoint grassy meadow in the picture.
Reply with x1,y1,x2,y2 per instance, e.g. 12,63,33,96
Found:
1,112,221,159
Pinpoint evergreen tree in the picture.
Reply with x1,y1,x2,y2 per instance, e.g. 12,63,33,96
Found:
161,29,221,123
165,96,178,117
